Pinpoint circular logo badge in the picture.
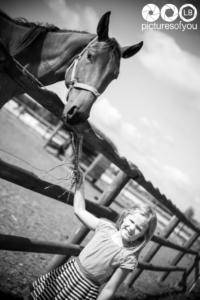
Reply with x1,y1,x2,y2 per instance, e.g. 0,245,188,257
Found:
142,4,160,22
179,4,197,22
161,4,179,22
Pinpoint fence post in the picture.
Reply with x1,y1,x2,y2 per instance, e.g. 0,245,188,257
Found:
46,171,130,271
85,153,109,184
187,255,200,294
159,232,200,282
178,253,200,292
179,254,199,293
43,120,63,148
125,212,183,287
194,255,199,285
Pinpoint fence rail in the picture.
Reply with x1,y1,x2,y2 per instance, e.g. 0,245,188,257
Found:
0,233,187,277
1,158,198,255
0,158,117,221
0,234,82,256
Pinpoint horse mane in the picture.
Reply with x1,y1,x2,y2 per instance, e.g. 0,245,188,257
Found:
0,9,89,34
0,9,121,58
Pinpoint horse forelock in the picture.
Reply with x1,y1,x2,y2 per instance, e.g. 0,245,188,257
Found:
108,39,121,77
102,38,121,74
89,38,120,78
108,38,121,59
91,38,121,60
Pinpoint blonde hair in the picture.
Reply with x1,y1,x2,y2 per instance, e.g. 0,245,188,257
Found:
116,203,157,250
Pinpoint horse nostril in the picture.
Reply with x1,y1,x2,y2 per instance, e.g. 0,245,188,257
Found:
67,106,77,118
63,105,88,125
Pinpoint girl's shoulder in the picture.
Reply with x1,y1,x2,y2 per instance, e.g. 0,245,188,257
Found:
96,218,116,232
119,248,139,270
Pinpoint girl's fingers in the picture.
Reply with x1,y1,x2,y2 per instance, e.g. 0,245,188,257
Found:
75,168,84,187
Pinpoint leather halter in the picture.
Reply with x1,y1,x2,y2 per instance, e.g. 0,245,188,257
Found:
65,36,100,98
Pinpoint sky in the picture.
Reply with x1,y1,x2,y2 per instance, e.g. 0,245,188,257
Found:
1,0,200,220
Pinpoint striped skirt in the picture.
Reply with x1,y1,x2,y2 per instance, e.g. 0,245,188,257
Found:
30,258,99,300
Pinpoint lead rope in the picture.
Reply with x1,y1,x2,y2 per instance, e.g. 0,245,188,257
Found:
70,132,83,194
12,57,44,88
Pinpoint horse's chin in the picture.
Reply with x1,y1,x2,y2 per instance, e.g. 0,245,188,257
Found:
62,113,87,126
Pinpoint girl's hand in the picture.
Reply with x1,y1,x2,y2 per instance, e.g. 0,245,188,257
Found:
75,168,84,189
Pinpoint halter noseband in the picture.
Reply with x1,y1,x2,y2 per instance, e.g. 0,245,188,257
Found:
65,36,100,98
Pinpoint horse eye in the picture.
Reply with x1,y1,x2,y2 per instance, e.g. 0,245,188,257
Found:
87,52,93,62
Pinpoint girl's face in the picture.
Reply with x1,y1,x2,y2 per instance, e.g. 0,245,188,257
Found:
120,213,148,243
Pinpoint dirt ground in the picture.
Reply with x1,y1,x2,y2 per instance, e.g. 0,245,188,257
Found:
0,108,199,300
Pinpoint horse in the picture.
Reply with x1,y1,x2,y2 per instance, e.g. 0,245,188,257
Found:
0,10,143,125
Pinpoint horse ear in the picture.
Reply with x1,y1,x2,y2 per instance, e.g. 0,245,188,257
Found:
121,41,143,59
97,11,111,41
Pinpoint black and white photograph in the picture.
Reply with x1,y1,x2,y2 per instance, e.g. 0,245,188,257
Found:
0,1,200,299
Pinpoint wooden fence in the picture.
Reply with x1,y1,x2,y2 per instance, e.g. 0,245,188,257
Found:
0,96,200,295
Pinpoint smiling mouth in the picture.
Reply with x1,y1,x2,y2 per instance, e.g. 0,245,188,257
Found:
124,229,133,237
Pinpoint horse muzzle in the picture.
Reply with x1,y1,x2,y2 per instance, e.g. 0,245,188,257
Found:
62,105,89,125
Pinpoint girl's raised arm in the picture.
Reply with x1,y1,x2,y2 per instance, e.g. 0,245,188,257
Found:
73,172,99,230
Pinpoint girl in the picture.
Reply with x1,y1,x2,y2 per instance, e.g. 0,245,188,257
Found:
27,173,157,300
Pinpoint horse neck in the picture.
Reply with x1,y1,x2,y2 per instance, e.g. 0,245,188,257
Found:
36,31,95,84
0,11,95,85
0,12,31,52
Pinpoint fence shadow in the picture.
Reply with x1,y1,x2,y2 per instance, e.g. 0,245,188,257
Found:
0,291,22,300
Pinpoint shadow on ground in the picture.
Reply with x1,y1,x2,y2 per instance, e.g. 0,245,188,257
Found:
0,291,22,300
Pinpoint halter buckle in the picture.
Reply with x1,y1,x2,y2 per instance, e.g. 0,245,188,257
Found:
69,79,77,86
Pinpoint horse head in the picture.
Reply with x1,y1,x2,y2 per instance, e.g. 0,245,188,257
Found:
63,11,143,125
